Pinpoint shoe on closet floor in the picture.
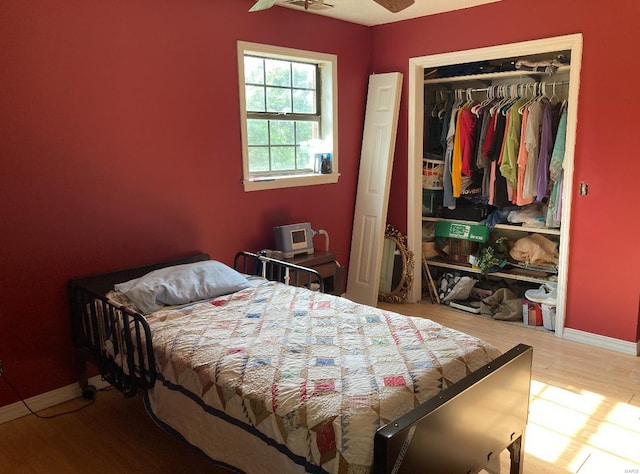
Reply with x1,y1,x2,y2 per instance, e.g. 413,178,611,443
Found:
525,283,558,305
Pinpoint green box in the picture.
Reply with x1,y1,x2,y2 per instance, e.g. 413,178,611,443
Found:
435,221,489,243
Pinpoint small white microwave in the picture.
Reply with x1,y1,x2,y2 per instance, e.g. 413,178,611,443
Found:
273,223,314,258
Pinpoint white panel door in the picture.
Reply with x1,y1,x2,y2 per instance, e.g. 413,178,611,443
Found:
346,72,403,306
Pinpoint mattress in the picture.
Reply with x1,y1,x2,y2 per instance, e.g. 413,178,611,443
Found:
142,281,500,473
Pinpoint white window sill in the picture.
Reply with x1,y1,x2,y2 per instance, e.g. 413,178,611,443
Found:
242,173,340,192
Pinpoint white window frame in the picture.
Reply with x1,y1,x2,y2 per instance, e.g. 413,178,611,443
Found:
237,41,339,192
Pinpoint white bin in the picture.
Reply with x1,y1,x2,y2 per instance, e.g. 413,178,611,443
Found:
541,304,556,331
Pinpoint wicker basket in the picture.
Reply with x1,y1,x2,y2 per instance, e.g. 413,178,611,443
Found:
422,241,439,259
423,159,445,190
436,237,479,264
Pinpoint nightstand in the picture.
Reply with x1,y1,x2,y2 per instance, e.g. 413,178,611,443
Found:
285,249,344,296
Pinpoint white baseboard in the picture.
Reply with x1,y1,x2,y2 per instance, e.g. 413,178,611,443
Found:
563,328,640,356
0,376,110,425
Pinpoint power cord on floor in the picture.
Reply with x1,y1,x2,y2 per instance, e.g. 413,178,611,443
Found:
0,370,111,419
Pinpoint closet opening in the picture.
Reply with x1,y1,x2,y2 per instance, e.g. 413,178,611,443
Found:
406,34,582,338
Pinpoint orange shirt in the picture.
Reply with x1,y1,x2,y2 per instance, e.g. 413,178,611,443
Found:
451,106,465,197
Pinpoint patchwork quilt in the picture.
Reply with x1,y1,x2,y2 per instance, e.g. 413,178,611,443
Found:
145,281,500,473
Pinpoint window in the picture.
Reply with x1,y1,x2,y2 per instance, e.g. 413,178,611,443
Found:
237,41,339,191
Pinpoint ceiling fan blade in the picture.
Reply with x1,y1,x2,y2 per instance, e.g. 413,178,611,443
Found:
372,0,414,13
249,0,278,12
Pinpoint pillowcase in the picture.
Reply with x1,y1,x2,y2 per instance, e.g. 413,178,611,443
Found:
114,260,251,314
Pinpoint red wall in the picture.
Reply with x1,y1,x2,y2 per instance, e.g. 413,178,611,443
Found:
371,0,640,343
0,0,370,406
2,0,639,410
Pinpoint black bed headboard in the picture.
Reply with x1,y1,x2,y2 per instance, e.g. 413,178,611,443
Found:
69,253,211,296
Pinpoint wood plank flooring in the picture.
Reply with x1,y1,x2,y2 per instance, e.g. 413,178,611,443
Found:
380,301,640,473
1,301,638,473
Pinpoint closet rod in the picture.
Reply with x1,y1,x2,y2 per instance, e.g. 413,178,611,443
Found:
466,81,569,93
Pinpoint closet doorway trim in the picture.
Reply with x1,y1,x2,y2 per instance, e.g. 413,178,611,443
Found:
407,33,583,339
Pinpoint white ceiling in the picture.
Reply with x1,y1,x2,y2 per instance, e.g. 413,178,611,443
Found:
271,0,501,26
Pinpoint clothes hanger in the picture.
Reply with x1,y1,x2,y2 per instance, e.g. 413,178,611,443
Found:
517,83,530,115
436,90,450,119
501,83,519,116
453,88,465,109
490,85,508,115
430,91,440,117
464,87,476,108
518,82,538,114
474,85,496,116
549,82,560,105
559,84,568,113
471,90,486,116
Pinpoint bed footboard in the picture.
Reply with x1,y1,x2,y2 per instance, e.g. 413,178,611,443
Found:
234,251,325,293
374,344,533,474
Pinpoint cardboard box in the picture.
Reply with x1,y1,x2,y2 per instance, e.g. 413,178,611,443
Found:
522,298,543,326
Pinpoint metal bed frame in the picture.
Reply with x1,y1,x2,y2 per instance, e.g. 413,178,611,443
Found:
69,252,532,473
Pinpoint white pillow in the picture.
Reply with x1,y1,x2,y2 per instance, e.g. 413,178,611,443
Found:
114,260,251,314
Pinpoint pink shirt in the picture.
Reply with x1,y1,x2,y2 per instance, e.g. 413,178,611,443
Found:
515,107,533,206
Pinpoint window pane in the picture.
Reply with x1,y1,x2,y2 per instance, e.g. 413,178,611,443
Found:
295,121,315,144
244,57,264,84
246,85,265,112
296,151,314,171
247,119,269,145
265,59,291,87
292,89,316,114
248,146,270,172
292,63,315,89
266,87,291,113
270,120,294,145
295,121,319,171
271,146,295,171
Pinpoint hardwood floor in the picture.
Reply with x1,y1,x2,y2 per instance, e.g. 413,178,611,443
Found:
0,387,228,473
1,301,638,473
380,301,640,473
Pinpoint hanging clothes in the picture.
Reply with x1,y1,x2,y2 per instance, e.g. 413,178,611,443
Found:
461,105,485,197
475,106,493,197
434,81,568,214
515,105,533,206
442,104,458,209
546,106,568,227
424,95,445,156
535,102,554,201
451,106,465,197
549,106,567,182
491,110,510,208
457,104,484,197
523,100,545,199
482,110,498,200
459,105,478,177
500,97,529,198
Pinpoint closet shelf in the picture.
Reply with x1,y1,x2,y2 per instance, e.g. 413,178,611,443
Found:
424,257,556,285
422,216,561,236
423,65,570,85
